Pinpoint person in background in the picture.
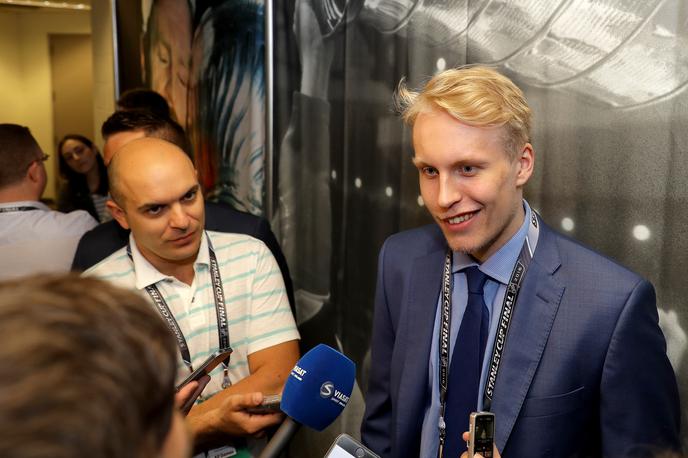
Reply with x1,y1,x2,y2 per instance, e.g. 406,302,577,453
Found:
117,87,171,118
101,109,191,162
56,134,110,222
0,124,97,280
0,273,193,458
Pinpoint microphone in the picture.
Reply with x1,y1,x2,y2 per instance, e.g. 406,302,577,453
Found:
258,344,356,458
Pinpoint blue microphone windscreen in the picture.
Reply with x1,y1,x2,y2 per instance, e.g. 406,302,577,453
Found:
281,344,356,431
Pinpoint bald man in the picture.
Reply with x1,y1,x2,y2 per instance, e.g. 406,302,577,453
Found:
84,138,300,457
71,111,295,319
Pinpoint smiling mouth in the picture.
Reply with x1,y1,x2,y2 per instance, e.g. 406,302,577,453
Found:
446,210,479,224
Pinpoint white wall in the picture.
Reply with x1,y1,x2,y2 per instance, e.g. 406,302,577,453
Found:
91,0,116,154
0,8,90,200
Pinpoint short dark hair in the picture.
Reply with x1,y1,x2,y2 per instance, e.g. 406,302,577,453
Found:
117,88,171,119
101,110,191,156
0,274,178,458
0,124,43,188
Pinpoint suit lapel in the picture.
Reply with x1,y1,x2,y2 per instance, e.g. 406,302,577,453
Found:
396,247,445,452
491,224,566,450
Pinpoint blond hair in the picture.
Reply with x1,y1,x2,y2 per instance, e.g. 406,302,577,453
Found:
396,66,532,156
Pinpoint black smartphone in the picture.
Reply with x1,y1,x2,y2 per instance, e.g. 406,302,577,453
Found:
468,412,495,458
175,347,232,391
324,434,380,458
246,394,282,414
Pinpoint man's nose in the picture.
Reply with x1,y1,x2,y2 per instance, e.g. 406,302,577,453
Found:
437,174,461,209
169,204,190,229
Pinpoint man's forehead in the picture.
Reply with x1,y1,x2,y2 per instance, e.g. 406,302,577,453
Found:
104,130,146,165
121,172,198,206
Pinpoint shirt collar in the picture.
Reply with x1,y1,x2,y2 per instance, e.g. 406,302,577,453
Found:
452,200,533,285
130,231,210,289
0,201,49,211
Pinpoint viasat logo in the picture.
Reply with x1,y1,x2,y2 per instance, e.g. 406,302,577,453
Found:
291,365,307,381
320,381,334,398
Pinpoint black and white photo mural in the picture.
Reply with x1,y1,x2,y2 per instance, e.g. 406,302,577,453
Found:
274,0,688,455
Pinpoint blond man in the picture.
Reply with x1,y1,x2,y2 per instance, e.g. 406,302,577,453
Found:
361,66,679,458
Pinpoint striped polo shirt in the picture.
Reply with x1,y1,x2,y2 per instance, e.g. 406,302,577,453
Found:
84,230,299,398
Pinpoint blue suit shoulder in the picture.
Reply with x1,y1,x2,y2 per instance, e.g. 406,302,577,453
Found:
542,221,647,289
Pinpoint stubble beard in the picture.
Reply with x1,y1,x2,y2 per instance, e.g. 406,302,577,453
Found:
441,204,520,261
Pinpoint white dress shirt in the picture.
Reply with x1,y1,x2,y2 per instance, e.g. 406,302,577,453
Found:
0,201,97,280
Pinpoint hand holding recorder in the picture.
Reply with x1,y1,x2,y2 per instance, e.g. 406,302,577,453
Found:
175,348,232,415
460,411,501,458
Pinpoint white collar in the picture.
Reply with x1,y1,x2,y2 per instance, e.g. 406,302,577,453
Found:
0,200,49,211
129,231,210,290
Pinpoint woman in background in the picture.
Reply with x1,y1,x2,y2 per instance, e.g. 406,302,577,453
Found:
57,134,110,222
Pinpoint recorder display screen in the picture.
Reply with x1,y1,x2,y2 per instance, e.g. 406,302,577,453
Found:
474,415,494,457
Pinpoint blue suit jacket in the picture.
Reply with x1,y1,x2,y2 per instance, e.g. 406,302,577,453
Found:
361,221,680,457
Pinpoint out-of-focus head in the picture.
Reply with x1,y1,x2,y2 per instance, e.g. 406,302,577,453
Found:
396,65,532,158
57,134,99,177
142,0,192,125
117,87,171,119
107,137,204,270
101,109,190,165
0,123,47,194
0,274,191,458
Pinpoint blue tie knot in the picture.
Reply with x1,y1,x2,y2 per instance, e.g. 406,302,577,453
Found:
464,266,488,294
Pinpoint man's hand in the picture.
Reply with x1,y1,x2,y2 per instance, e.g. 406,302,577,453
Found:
459,431,501,458
189,392,284,438
175,374,211,415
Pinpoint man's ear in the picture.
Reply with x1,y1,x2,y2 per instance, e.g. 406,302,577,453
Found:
515,143,534,187
106,199,130,230
26,161,42,184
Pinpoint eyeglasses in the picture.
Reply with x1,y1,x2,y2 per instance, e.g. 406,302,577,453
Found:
26,153,49,172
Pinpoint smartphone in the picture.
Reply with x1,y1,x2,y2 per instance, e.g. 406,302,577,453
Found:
246,394,282,414
324,434,380,458
468,412,495,458
175,347,232,391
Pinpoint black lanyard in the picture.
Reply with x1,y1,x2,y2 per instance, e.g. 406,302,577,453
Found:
0,206,40,213
127,232,232,387
437,212,540,457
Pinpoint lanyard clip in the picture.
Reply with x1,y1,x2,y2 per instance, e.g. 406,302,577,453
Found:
438,414,446,442
221,364,231,389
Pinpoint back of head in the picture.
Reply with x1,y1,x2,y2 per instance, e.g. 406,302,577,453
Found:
0,124,43,189
117,88,171,119
396,66,532,156
0,274,177,458
101,109,191,156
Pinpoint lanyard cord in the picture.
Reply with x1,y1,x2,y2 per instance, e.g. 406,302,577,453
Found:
437,213,540,458
128,232,232,386
0,206,40,213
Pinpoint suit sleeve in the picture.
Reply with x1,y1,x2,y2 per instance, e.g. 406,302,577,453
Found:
70,222,128,271
600,279,681,455
361,239,395,457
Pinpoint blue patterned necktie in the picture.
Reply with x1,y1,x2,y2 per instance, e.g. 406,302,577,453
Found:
443,266,490,456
